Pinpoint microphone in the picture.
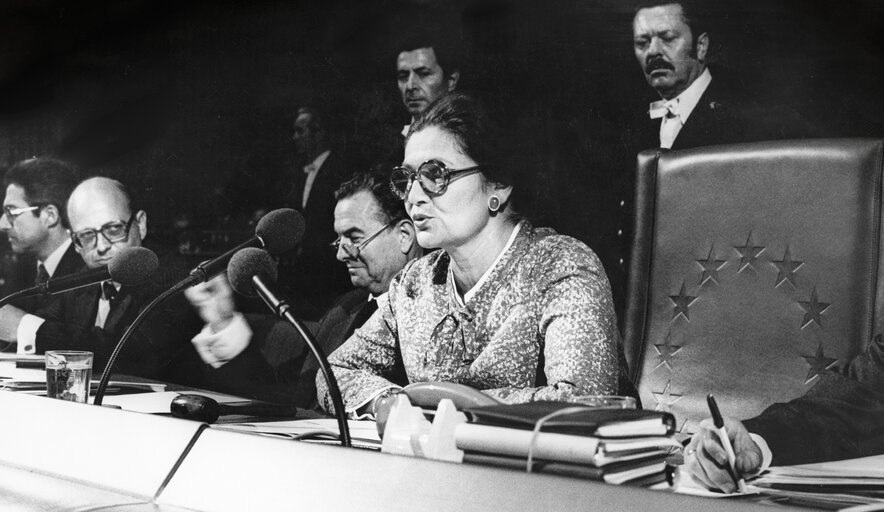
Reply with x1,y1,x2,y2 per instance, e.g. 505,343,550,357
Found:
187,208,303,286
170,394,298,423
91,209,303,406
0,247,159,308
227,247,352,447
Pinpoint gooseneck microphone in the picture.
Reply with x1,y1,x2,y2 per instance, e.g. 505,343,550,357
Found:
186,208,303,287
0,246,159,309
93,209,305,406
170,394,298,423
227,247,352,448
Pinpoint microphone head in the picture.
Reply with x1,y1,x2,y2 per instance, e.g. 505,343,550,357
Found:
170,394,220,423
227,247,278,297
108,247,159,286
256,208,304,254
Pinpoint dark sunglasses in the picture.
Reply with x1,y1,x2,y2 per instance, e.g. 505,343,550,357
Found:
390,159,483,200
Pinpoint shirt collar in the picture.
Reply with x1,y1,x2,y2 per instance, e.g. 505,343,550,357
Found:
401,124,411,138
39,238,72,278
450,220,524,305
303,149,331,174
666,68,712,120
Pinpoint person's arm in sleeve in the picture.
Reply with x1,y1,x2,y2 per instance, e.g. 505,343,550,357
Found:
316,291,403,415
485,238,620,403
741,335,884,466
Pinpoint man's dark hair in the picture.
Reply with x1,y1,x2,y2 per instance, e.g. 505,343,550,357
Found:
296,106,324,135
634,1,707,41
4,157,80,229
335,171,409,225
395,32,462,77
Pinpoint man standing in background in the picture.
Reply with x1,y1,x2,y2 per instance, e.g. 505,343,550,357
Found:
276,105,352,320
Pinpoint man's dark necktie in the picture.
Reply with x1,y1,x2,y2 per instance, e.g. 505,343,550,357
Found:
35,263,50,285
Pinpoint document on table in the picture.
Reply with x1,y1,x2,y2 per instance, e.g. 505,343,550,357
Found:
90,390,245,413
215,419,382,450
676,454,884,506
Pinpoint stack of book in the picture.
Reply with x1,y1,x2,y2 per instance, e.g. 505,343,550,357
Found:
454,401,681,488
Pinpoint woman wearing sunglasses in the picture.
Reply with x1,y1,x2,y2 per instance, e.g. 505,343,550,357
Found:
317,93,625,416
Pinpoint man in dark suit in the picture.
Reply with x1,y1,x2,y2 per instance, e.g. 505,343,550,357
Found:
275,105,352,320
0,158,83,317
0,177,203,384
686,333,884,492
187,171,422,407
582,1,811,327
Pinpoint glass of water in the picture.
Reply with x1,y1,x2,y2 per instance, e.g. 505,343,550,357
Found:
45,351,93,403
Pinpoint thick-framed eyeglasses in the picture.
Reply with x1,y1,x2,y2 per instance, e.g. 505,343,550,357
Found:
331,221,394,260
3,205,43,224
71,213,137,249
390,159,483,200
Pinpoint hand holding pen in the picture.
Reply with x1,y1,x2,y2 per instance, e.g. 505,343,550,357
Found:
684,395,763,493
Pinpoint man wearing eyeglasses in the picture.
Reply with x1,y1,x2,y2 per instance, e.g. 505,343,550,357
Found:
188,171,421,407
0,158,83,320
0,176,203,383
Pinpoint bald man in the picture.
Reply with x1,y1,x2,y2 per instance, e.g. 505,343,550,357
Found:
0,177,203,384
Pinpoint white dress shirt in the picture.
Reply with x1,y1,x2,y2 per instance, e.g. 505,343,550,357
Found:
16,239,74,354
650,68,713,148
301,150,331,209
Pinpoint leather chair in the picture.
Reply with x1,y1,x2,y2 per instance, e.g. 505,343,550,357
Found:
624,139,884,431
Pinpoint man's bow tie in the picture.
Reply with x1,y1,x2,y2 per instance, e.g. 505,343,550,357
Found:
101,281,118,302
649,99,679,120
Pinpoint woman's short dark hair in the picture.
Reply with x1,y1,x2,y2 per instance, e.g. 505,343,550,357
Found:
407,92,515,189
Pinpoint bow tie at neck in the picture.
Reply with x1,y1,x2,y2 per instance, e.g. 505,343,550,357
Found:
649,99,679,120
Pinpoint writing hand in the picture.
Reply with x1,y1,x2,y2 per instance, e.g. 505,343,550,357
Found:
686,417,763,493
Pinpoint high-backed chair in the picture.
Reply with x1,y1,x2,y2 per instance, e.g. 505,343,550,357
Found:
624,139,884,431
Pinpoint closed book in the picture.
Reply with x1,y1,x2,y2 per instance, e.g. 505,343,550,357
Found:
454,423,682,466
462,451,671,485
465,401,676,438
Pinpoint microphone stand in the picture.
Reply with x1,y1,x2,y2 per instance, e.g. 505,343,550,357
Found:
251,276,352,448
93,280,191,405
0,289,33,309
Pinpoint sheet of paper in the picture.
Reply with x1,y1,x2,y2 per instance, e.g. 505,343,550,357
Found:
216,419,381,449
761,454,884,480
674,469,760,498
1,366,45,382
92,390,246,413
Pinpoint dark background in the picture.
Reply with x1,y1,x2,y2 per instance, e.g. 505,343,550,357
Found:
0,0,881,241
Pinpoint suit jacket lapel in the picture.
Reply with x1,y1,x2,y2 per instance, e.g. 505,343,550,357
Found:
103,286,135,334
671,81,718,150
56,245,86,277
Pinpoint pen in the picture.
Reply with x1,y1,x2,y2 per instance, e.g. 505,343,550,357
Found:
706,394,747,492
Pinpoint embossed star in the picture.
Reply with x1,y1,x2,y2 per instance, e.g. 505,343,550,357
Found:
696,246,727,286
669,282,698,321
799,287,831,329
734,233,765,273
652,380,682,412
771,247,803,288
653,330,682,371
802,343,838,384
